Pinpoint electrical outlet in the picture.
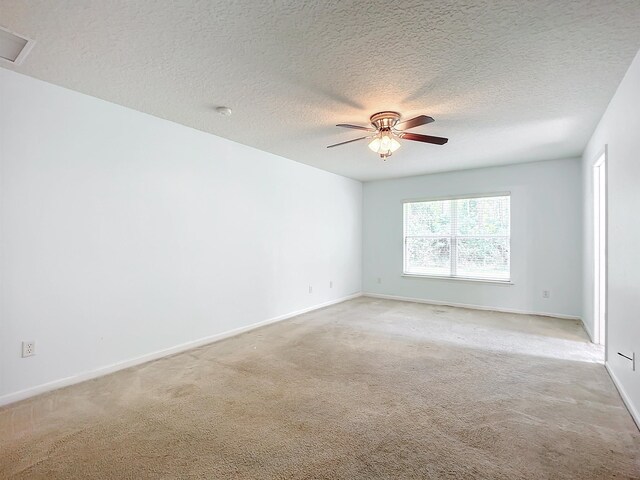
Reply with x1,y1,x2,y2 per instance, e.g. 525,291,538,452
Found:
329,280,333,289
22,341,36,357
542,290,550,299
309,285,313,294
377,277,382,284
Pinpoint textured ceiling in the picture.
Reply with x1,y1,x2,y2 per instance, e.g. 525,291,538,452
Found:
2,1,640,181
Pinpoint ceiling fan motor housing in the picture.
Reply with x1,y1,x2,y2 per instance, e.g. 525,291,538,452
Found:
370,111,401,130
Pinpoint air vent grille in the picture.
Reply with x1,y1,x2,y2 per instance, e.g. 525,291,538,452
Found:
0,27,33,64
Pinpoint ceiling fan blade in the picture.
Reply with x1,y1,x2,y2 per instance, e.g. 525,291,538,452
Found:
336,123,376,131
396,115,435,131
400,132,448,145
326,136,369,148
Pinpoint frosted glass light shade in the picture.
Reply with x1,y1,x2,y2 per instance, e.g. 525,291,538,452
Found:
368,137,381,152
368,132,400,156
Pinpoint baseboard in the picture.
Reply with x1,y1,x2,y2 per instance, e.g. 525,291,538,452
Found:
580,318,595,343
0,292,362,408
605,362,640,431
363,292,581,320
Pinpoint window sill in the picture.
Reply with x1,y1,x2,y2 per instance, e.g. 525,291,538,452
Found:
402,274,513,285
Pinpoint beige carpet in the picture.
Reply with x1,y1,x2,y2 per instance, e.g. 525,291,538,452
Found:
1,297,639,479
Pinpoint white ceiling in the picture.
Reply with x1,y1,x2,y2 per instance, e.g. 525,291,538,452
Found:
2,1,640,181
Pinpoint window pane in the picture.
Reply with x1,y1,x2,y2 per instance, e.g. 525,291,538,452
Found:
405,200,451,236
455,196,510,236
456,237,510,280
404,195,510,280
405,237,451,275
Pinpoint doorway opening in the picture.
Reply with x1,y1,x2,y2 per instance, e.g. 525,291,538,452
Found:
593,151,607,347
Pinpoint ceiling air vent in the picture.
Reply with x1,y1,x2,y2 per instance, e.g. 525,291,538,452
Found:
0,27,34,65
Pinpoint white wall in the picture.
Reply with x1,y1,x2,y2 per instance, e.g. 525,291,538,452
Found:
0,68,362,404
582,48,640,424
362,158,582,318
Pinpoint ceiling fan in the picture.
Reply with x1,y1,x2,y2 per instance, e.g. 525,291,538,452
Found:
327,111,448,160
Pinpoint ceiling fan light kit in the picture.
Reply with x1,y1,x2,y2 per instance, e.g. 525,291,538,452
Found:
327,111,448,160
368,132,401,159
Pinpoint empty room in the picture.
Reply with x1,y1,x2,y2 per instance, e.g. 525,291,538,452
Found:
1,1,639,478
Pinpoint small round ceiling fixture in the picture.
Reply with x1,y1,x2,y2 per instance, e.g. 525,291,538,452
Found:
215,106,232,116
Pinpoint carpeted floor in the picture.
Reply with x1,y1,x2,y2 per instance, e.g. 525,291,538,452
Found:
1,297,639,479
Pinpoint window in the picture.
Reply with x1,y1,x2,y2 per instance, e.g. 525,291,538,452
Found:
403,194,510,281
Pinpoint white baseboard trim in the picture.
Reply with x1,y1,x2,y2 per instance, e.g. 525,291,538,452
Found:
0,292,362,408
605,362,640,431
580,318,595,343
363,292,581,320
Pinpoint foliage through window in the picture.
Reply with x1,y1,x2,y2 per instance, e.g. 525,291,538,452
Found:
403,194,510,281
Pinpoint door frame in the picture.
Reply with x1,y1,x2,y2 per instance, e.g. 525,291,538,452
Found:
592,146,608,352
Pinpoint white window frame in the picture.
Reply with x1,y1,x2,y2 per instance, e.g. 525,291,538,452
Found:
402,192,512,284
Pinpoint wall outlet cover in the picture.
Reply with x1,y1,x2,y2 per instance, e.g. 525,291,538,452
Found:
22,341,36,357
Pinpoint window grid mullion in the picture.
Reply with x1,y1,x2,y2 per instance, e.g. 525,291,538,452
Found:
450,199,457,277
405,235,509,239
403,204,407,274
